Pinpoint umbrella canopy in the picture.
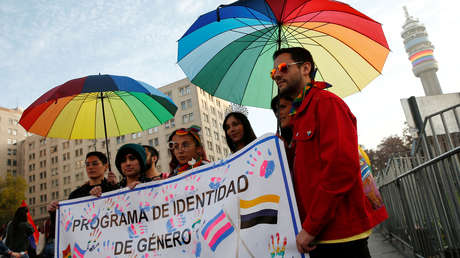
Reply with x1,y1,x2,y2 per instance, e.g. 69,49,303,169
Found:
19,74,177,139
178,0,389,108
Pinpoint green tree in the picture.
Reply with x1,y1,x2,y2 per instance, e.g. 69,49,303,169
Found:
0,174,27,225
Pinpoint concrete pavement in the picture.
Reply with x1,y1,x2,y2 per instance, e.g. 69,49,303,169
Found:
368,231,407,258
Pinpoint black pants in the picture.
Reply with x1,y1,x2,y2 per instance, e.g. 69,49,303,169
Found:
309,238,371,258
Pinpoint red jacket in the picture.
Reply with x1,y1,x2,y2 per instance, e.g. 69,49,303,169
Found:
290,86,387,241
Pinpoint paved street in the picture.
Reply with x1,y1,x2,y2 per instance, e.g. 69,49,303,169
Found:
369,231,406,258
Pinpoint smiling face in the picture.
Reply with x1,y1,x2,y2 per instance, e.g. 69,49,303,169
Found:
120,153,141,178
171,134,202,166
85,155,107,180
225,115,244,146
273,53,311,96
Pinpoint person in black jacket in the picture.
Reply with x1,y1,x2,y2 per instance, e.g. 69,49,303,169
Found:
68,151,118,199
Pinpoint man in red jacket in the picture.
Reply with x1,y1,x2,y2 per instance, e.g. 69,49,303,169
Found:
271,47,388,257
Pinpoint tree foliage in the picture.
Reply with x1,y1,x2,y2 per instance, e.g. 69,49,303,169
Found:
0,174,27,225
365,124,413,176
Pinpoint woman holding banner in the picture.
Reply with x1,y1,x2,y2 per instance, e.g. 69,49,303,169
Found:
168,126,209,176
223,112,257,153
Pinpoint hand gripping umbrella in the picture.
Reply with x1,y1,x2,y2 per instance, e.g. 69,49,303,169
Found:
19,74,178,170
178,0,389,108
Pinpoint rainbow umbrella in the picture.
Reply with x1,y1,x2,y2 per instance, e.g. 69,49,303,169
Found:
178,0,389,108
19,74,177,167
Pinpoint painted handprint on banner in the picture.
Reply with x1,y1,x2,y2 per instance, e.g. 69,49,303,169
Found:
166,213,186,233
184,175,201,194
60,208,74,232
269,233,287,258
209,177,225,190
82,201,101,226
128,222,148,239
86,228,102,252
104,194,132,216
161,183,178,203
246,147,275,179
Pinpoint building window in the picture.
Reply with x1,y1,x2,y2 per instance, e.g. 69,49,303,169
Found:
207,141,213,151
62,141,69,149
50,145,57,153
40,160,46,168
29,175,35,182
203,113,209,123
214,131,219,140
51,167,58,176
154,138,159,146
211,106,216,115
132,133,137,139
64,176,71,185
29,186,35,193
64,188,71,197
40,171,47,179
181,99,192,110
51,191,59,200
165,119,175,128
218,111,223,119
116,135,125,144
148,128,153,135
182,113,194,123
224,148,229,156
63,164,70,173
205,127,211,136
165,91,172,97
212,119,218,127
216,100,221,107
62,152,70,161
216,145,222,154
40,183,47,190
40,194,47,203
209,155,215,162
179,85,191,96
75,148,83,157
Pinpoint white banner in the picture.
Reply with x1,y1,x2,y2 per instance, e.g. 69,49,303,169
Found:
56,133,304,258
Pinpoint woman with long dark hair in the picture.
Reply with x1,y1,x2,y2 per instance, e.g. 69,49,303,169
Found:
223,112,257,153
168,126,209,176
5,206,34,256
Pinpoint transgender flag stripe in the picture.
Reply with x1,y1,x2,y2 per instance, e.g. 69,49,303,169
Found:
201,210,234,252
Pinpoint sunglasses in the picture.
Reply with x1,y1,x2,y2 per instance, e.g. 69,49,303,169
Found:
270,62,303,79
168,141,195,151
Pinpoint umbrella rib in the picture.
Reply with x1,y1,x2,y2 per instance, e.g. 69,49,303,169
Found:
285,11,389,50
239,27,279,105
243,5,274,31
288,22,385,75
106,92,122,137
67,92,92,139
282,11,325,40
212,27,275,99
179,24,275,62
38,95,78,138
226,28,274,41
295,29,362,91
233,17,275,41
143,95,164,129
281,0,312,23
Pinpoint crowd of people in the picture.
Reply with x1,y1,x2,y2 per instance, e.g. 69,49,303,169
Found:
1,47,387,258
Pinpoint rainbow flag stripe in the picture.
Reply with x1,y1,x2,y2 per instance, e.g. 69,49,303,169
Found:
410,49,434,66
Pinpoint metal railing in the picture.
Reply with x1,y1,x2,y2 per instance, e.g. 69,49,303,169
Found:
378,104,460,258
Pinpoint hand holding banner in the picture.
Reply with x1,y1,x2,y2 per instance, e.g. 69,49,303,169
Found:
56,133,305,257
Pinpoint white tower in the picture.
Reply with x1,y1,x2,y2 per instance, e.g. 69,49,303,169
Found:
401,7,442,96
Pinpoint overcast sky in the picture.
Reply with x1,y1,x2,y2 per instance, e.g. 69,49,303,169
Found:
1,0,457,149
